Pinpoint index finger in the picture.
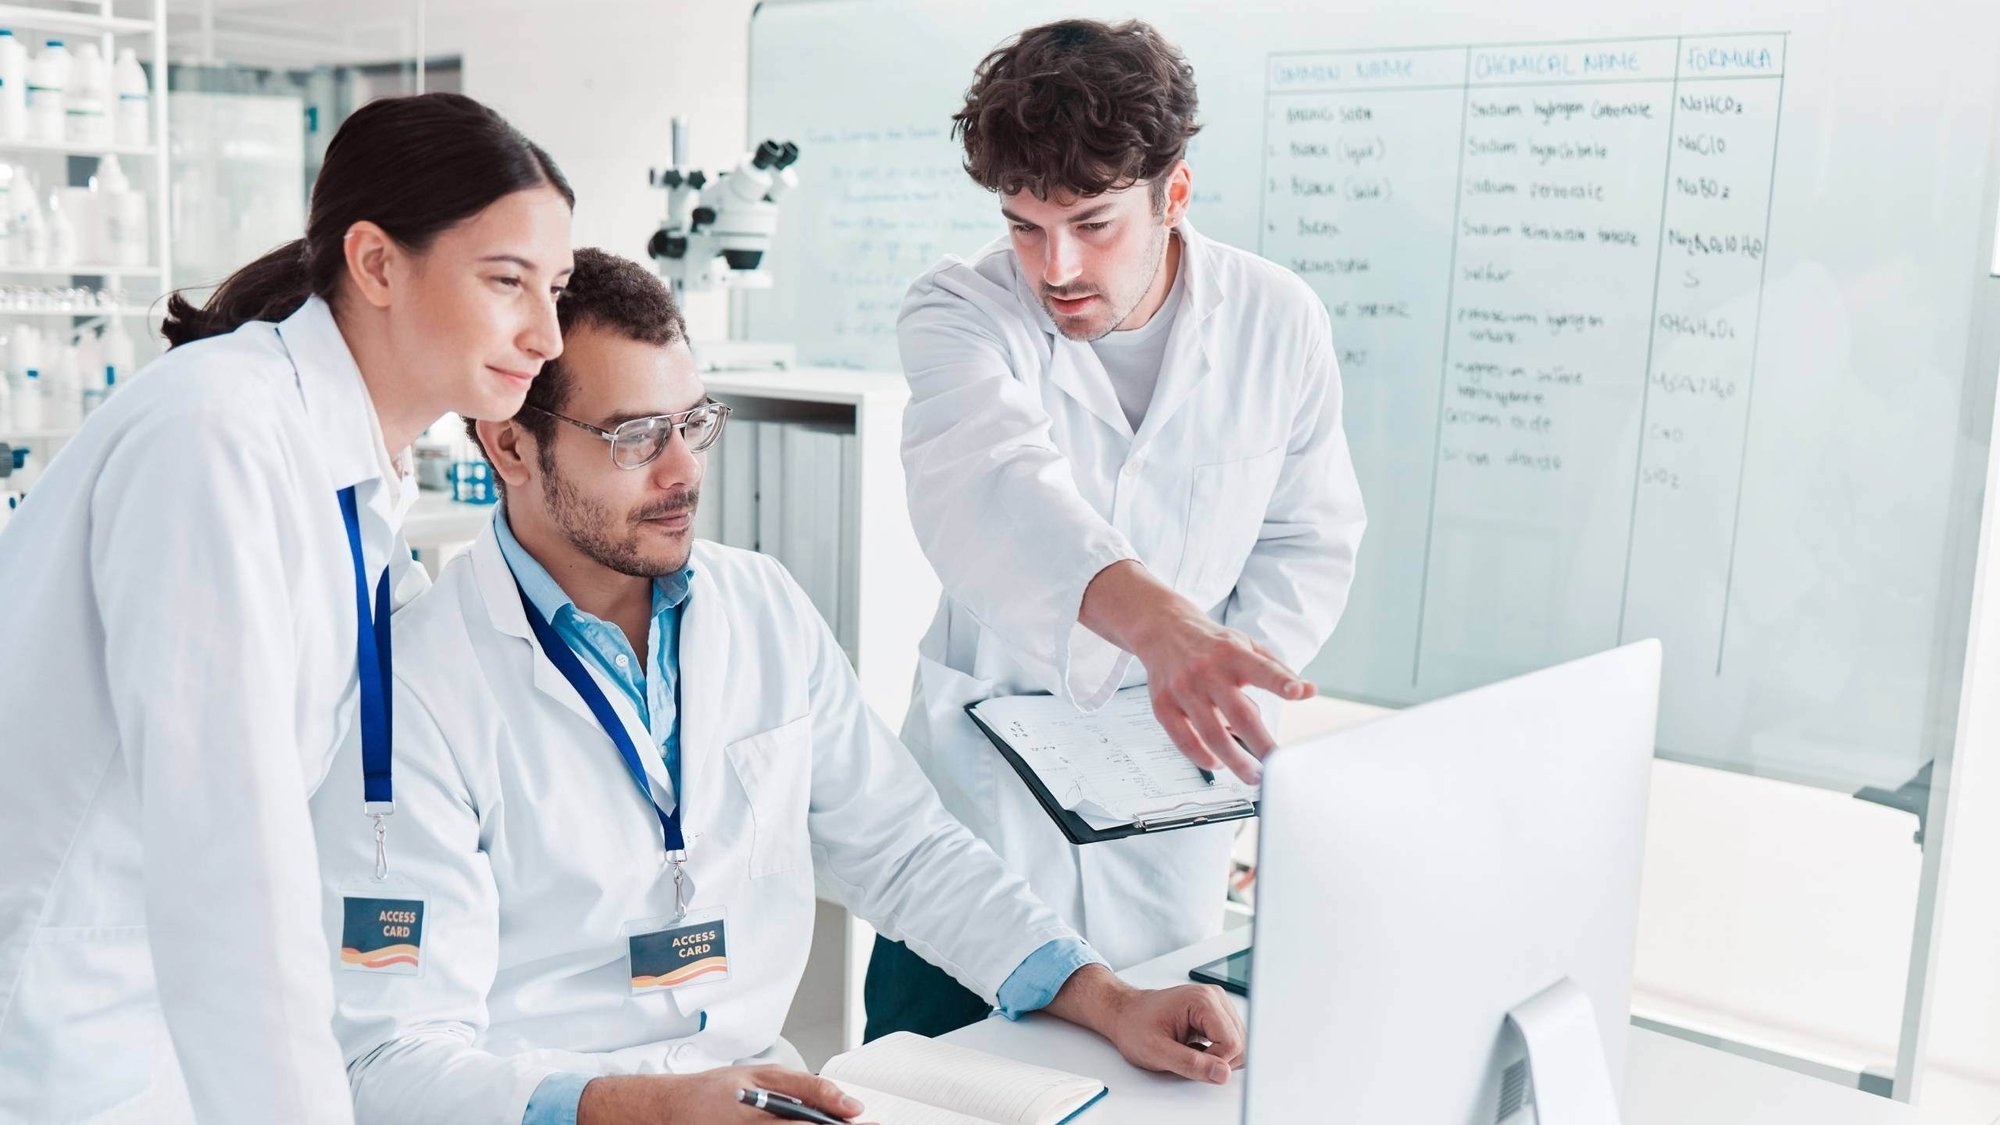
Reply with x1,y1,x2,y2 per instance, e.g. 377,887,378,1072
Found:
1232,647,1311,701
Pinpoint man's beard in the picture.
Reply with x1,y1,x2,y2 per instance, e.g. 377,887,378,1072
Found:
541,467,699,579
1046,221,1171,343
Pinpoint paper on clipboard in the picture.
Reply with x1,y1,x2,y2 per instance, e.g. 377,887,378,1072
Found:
972,686,1260,830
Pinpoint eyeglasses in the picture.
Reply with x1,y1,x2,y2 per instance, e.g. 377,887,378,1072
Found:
522,399,732,469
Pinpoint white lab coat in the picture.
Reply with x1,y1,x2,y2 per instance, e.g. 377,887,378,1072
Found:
311,526,1079,1125
0,297,419,1123
897,220,1366,970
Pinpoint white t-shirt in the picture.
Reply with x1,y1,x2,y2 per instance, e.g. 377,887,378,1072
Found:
1090,243,1186,432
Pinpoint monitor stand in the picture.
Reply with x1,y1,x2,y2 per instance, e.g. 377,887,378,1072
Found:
1506,978,1623,1125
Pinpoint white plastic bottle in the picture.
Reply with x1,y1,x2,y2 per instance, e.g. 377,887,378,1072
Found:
0,164,16,267
112,47,146,148
0,367,13,431
57,185,93,262
94,154,145,266
56,346,80,424
17,181,45,267
46,190,74,267
12,444,37,491
103,317,134,385
12,322,42,391
44,341,77,429
65,42,105,146
0,31,26,142
75,329,103,415
81,372,108,415
14,367,42,430
79,367,106,416
16,179,45,267
27,40,67,145
8,162,32,209
76,324,101,373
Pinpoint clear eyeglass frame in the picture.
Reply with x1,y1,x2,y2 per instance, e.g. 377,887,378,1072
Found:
523,399,731,470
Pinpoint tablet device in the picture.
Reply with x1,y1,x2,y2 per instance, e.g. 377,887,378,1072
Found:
1188,947,1251,996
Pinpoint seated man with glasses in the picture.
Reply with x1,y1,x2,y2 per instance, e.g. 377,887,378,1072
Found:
306,248,1244,1125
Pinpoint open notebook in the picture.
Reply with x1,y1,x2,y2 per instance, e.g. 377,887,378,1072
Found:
819,1032,1107,1125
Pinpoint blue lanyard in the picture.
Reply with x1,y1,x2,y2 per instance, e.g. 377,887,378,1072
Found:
339,486,396,877
511,579,687,857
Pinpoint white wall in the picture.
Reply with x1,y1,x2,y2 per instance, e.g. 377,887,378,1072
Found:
414,1,2000,1114
417,0,762,342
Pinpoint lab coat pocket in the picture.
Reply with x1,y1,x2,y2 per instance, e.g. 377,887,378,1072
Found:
1181,445,1287,608
10,925,162,1118
726,715,814,878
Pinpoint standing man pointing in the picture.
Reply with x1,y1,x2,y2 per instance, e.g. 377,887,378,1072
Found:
867,18,1367,1039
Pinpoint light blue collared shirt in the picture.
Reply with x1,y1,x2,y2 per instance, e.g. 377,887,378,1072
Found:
496,511,692,786
499,513,1099,1125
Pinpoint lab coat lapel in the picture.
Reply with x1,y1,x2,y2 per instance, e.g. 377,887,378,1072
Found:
471,530,597,729
1047,337,1134,439
1132,222,1224,452
278,294,415,578
672,561,730,851
280,295,379,495
583,662,674,822
473,528,678,812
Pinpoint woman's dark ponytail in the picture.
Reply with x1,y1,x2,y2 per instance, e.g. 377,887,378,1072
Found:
160,239,311,348
161,92,572,348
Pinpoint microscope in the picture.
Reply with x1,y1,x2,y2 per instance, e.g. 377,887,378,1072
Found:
648,117,801,369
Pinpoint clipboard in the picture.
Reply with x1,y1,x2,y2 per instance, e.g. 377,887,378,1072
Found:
964,699,1259,846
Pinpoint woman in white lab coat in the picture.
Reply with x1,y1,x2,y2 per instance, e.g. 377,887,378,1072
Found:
0,92,574,1123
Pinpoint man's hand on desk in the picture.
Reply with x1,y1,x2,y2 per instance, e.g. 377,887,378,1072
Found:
1081,560,1314,785
1044,963,1246,1086
578,1066,870,1124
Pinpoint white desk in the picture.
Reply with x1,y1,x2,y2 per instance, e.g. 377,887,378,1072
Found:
938,930,1972,1124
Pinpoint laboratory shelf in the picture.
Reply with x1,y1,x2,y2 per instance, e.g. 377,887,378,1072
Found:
0,4,153,36
0,138,157,158
0,304,152,317
0,264,157,277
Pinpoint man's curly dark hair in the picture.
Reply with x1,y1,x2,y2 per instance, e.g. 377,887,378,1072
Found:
953,19,1201,209
466,246,687,469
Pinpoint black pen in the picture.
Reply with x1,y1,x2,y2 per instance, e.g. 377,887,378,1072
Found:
1198,767,1217,784
736,1087,853,1124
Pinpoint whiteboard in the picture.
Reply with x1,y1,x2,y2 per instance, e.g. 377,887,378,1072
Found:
746,0,2000,793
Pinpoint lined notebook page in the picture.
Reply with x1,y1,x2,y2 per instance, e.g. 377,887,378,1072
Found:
828,1083,994,1125
820,1032,1103,1125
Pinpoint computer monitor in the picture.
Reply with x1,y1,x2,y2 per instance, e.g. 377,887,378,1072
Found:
1242,641,1660,1125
